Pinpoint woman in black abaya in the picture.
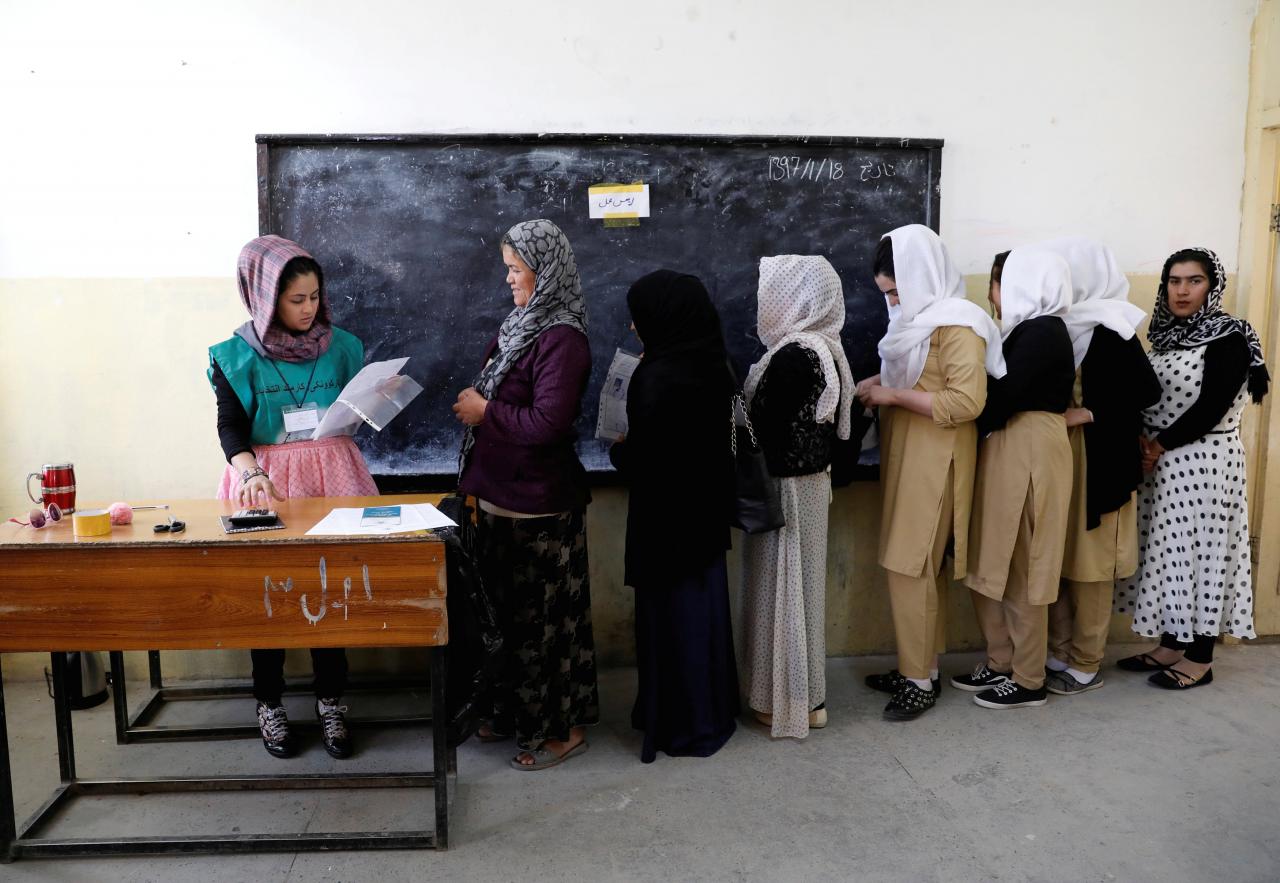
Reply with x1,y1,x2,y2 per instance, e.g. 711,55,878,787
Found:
610,270,740,763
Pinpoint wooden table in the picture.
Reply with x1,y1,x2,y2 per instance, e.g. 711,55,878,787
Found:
0,495,453,860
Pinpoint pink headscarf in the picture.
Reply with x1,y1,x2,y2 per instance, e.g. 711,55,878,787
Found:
236,235,332,362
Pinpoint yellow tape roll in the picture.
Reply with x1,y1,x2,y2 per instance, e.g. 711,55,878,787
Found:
72,508,112,537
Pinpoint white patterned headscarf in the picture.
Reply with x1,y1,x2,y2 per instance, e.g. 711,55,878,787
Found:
744,255,854,440
876,224,1006,389
458,218,587,473
998,249,1073,340
1037,237,1144,369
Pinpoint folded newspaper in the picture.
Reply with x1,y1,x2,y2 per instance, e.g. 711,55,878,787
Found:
312,357,424,440
595,348,641,442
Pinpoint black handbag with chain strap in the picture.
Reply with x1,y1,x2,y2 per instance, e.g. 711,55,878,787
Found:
729,392,786,534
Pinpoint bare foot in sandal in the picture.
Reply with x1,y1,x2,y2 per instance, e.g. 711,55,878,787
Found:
477,722,509,742
513,726,586,767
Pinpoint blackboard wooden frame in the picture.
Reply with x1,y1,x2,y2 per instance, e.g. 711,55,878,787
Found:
258,133,942,234
256,133,944,492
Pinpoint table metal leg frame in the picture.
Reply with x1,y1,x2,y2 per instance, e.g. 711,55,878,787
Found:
0,649,451,861
109,650,433,744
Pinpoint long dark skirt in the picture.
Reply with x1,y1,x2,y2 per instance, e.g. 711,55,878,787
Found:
632,556,740,763
476,507,600,750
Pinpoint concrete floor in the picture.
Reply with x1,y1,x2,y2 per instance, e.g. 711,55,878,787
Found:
1,643,1278,882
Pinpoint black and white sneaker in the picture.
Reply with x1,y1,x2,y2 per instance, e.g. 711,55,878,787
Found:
256,702,297,759
865,669,941,696
950,663,1013,693
973,680,1047,709
316,697,353,759
883,681,938,721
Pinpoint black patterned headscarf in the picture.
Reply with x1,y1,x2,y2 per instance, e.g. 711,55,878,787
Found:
458,218,588,473
1148,247,1269,402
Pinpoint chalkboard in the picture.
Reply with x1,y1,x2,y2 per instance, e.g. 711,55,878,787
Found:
257,133,943,481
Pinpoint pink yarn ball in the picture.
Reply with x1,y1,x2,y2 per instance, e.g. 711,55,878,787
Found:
108,502,133,525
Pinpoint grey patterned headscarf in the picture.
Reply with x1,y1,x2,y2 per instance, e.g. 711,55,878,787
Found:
458,219,587,474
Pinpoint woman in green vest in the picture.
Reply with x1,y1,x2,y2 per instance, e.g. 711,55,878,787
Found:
208,235,377,761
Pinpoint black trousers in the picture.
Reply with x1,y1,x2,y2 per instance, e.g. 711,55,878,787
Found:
1159,633,1216,664
251,648,348,704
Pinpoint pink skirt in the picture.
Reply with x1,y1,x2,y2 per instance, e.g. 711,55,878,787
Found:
216,435,378,501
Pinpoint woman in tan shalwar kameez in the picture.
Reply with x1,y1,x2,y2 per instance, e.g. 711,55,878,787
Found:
856,224,1006,720
956,248,1075,709
1034,238,1160,696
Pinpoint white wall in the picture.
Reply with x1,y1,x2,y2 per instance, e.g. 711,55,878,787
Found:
0,0,1256,279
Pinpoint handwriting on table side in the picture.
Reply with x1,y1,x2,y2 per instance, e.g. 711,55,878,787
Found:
264,559,375,624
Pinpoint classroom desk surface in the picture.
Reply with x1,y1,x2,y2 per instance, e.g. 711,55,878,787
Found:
0,495,451,653
0,494,448,547
0,494,456,858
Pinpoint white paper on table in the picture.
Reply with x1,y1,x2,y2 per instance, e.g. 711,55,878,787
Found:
304,503,458,536
595,348,641,441
312,357,424,439
587,184,650,219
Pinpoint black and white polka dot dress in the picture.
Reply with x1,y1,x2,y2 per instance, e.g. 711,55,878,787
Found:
1114,345,1255,640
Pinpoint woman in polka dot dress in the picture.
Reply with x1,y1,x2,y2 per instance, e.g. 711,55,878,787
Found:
741,255,855,739
1114,247,1270,689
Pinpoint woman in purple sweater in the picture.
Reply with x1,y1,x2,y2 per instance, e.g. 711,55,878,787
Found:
453,219,599,771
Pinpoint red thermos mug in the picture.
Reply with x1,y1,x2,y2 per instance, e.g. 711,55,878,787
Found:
27,462,76,514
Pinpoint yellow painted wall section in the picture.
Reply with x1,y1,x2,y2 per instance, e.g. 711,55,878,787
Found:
1,272,1258,680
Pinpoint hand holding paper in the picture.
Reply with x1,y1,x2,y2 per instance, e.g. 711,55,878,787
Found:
312,357,424,439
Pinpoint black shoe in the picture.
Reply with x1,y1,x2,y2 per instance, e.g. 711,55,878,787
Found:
316,697,353,758
1117,652,1173,672
1148,667,1213,690
950,663,1013,693
883,681,938,721
256,702,297,759
865,669,941,696
972,681,1048,709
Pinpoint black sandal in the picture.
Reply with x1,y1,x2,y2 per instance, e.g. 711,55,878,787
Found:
1117,652,1174,672
1148,667,1213,690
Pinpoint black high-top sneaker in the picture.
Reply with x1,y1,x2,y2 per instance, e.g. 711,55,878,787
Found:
883,681,938,721
865,669,941,696
316,697,353,759
256,702,297,759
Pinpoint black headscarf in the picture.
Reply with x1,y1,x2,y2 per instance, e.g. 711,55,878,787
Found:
628,269,729,366
612,270,734,586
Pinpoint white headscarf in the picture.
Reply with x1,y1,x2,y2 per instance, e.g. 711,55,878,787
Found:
998,249,1072,340
876,224,1006,389
744,255,854,440
1036,237,1144,368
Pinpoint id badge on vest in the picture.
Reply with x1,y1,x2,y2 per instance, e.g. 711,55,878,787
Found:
282,403,320,443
